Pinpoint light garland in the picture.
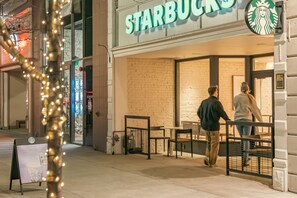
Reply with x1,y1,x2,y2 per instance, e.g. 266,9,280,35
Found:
0,0,66,198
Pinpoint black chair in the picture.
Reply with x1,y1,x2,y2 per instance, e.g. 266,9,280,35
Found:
167,129,193,159
150,126,170,154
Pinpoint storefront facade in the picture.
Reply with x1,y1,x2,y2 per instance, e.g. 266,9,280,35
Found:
61,0,94,145
0,0,44,136
107,0,297,193
61,0,109,150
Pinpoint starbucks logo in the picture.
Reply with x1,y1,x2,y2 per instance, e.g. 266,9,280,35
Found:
245,0,278,35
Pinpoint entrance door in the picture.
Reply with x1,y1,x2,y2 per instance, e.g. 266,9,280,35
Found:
70,60,93,146
83,65,93,146
252,56,274,125
252,70,274,125
71,60,84,144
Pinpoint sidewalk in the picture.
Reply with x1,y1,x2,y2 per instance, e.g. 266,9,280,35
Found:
0,129,296,198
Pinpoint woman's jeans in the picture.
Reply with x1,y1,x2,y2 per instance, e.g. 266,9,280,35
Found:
236,119,252,165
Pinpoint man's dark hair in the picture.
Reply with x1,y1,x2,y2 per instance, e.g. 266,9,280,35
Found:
208,86,218,96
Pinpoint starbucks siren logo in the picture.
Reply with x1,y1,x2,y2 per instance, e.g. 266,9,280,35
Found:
245,0,278,35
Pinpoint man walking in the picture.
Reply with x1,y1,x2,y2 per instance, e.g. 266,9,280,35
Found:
197,86,230,167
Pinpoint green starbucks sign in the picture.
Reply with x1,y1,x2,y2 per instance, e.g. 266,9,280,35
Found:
126,0,237,34
245,0,278,35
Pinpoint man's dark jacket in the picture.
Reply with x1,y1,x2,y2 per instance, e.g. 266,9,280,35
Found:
197,96,230,131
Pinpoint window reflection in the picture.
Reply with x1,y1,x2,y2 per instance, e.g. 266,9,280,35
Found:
253,56,274,71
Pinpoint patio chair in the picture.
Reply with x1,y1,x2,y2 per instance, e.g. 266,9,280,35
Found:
167,129,193,159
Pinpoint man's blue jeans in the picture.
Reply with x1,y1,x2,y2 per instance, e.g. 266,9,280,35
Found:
236,119,252,165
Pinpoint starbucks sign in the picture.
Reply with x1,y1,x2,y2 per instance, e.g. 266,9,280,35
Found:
126,0,237,34
245,0,278,35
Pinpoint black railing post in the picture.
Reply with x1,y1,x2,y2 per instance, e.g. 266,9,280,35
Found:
148,117,150,160
125,115,127,155
124,115,151,159
272,126,275,168
226,121,230,176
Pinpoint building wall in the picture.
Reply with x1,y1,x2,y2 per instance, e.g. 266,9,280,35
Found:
93,0,108,152
113,57,174,153
0,73,3,128
286,0,297,193
273,0,297,193
114,58,128,131
219,59,245,121
9,72,26,127
1,73,9,128
179,59,210,122
31,0,45,137
127,58,175,127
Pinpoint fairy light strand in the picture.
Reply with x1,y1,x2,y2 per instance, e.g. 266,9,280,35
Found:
44,0,65,197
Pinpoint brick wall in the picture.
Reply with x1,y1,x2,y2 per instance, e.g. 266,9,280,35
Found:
219,59,245,121
286,0,297,193
127,58,175,127
180,59,210,122
126,58,175,153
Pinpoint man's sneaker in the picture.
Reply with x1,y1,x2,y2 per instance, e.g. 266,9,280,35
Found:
204,158,209,166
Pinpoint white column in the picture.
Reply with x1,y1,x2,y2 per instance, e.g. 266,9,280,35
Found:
106,0,116,154
273,0,288,192
3,72,9,129
0,72,2,128
28,77,33,135
286,0,297,193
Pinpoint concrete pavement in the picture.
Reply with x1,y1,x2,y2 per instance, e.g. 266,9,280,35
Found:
0,129,296,198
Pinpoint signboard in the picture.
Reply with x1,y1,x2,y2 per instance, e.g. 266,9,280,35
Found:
10,137,47,194
126,0,237,34
245,0,278,35
276,73,284,89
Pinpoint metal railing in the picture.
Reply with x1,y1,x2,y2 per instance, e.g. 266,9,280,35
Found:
124,115,151,159
225,121,274,178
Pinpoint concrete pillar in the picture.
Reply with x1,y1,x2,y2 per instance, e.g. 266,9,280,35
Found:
274,0,297,193
106,0,116,154
286,0,297,194
0,72,9,129
30,0,45,137
0,72,3,128
273,0,288,192
28,77,33,134
93,0,108,151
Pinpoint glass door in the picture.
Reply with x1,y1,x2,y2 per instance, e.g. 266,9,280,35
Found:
253,74,273,123
83,65,93,146
252,56,274,137
71,60,84,144
62,65,70,142
252,56,274,124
